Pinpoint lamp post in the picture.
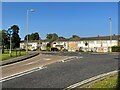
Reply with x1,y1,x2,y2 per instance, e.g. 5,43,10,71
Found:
26,9,35,53
109,17,112,52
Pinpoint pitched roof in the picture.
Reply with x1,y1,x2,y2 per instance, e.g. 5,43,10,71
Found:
20,35,119,43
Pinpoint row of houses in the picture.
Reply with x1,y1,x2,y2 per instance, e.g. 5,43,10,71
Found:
20,35,119,52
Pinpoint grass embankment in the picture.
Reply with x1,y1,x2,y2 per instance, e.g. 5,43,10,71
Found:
0,50,27,60
86,74,119,88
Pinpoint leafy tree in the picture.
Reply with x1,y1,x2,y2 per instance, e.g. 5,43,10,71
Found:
72,35,80,39
10,25,21,49
30,32,39,40
46,33,58,40
59,36,65,39
24,32,40,41
46,34,52,40
0,30,9,49
24,34,31,40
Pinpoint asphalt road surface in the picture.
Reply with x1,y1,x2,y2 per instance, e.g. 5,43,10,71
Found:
2,54,69,79
2,52,118,88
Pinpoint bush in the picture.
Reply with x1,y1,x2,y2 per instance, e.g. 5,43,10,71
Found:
62,49,68,52
51,47,59,51
112,46,120,52
79,50,84,52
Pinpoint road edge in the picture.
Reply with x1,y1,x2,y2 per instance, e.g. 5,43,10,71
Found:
64,70,118,89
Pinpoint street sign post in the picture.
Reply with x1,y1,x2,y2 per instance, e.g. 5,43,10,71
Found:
8,29,13,56
8,29,13,35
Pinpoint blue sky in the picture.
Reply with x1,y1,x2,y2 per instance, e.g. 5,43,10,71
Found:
2,2,118,40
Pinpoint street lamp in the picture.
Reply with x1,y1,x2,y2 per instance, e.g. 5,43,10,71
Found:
109,17,112,52
26,9,35,53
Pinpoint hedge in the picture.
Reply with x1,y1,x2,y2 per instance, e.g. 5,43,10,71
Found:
112,46,120,52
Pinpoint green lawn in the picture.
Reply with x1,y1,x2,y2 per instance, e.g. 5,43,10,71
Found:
0,51,27,60
86,75,119,88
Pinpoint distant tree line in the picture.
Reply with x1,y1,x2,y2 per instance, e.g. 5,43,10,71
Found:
45,33,80,40
24,33,80,41
24,32,40,41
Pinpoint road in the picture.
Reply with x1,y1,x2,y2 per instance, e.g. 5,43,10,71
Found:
2,52,118,88
2,54,69,79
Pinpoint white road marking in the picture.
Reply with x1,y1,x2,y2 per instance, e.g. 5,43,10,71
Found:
43,58,51,60
65,70,118,89
0,66,47,82
39,58,51,61
60,56,83,63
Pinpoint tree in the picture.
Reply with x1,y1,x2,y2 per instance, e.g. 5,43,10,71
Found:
24,34,31,40
24,32,40,41
30,32,39,40
0,30,9,49
58,36,65,39
10,25,21,49
72,35,80,39
46,33,58,40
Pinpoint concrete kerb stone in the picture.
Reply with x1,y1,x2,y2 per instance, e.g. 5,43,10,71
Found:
1,52,39,66
64,70,118,90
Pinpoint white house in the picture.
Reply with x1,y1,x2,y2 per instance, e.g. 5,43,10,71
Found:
77,35,118,52
20,40,39,51
51,35,119,52
20,35,119,52
52,39,69,51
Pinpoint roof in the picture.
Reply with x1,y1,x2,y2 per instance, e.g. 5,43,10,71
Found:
80,35,119,40
20,35,119,43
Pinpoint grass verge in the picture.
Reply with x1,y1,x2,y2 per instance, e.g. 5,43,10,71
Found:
86,74,118,88
0,51,27,60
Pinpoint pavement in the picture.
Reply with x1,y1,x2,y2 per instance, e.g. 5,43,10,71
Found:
2,52,118,88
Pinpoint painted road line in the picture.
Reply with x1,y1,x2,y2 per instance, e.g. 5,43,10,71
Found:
64,70,118,90
42,58,51,61
58,56,76,63
60,56,83,63
0,66,47,82
1,56,68,82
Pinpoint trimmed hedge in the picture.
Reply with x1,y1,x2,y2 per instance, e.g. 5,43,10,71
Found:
112,46,120,52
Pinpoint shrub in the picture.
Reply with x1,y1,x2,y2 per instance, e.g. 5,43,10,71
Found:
112,46,120,52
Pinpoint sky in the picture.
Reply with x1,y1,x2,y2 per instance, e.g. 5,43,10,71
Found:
2,2,118,40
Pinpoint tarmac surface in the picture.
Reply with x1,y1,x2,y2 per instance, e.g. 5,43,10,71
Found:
2,52,118,88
